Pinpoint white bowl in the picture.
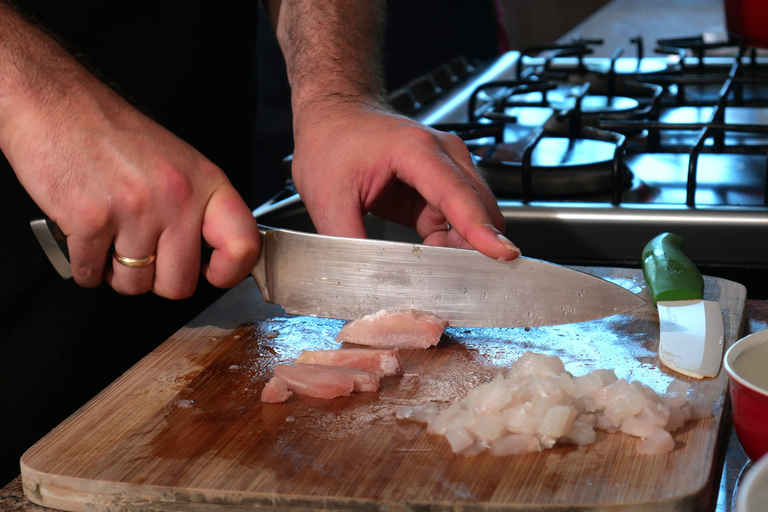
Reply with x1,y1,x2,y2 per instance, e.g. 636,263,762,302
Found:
736,453,768,512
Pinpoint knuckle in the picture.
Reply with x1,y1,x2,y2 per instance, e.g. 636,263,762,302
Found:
401,126,471,163
437,129,465,146
159,278,198,300
116,163,197,220
69,202,112,235
405,124,442,146
123,184,150,214
71,264,103,287
230,237,261,264
156,164,196,204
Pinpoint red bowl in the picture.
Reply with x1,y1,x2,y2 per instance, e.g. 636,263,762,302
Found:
725,330,768,461
724,0,768,49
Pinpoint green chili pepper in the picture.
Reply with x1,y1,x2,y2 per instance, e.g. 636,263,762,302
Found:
641,232,704,306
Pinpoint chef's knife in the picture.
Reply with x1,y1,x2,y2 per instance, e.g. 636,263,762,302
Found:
31,219,644,328
30,218,72,279
641,232,724,378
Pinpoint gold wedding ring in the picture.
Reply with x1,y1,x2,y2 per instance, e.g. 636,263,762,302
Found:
114,252,156,268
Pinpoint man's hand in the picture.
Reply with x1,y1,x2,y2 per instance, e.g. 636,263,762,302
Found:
0,3,260,297
267,0,519,261
291,100,520,261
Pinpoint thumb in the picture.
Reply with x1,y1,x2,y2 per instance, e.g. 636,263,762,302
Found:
201,185,261,288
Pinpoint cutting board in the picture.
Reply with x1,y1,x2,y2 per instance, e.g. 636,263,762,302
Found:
20,267,746,511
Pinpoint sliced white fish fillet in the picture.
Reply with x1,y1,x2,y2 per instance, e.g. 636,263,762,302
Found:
261,376,293,403
273,364,354,399
336,309,447,349
295,348,403,376
294,363,380,392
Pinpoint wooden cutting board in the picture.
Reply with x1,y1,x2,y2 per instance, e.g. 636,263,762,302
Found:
21,267,746,511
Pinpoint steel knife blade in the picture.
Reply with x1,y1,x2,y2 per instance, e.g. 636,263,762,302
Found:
641,232,724,378
31,220,645,328
251,227,645,327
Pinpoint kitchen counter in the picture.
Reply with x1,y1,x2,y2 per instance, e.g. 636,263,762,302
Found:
555,0,727,56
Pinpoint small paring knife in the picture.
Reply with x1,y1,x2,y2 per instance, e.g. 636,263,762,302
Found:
31,219,645,328
641,232,724,379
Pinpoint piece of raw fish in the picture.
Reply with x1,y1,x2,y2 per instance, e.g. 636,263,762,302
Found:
261,376,293,403
273,364,354,399
295,348,403,376
295,363,380,392
336,309,447,349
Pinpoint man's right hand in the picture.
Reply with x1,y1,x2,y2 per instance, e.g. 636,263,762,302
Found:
0,2,260,298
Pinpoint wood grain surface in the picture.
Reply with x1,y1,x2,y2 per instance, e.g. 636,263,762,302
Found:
20,267,746,511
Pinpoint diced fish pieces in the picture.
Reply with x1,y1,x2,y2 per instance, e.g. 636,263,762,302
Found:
397,351,714,457
636,427,676,455
561,421,597,446
295,363,380,392
336,309,447,349
296,348,403,376
261,376,293,403
490,434,542,456
273,364,354,399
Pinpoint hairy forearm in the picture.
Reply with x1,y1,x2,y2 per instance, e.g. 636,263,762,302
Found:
0,2,101,146
0,3,66,110
0,0,137,218
268,0,387,113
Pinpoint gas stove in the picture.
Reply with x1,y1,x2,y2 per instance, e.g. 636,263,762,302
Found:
399,37,768,291
258,36,768,297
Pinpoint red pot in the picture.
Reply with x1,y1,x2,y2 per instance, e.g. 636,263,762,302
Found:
724,0,768,48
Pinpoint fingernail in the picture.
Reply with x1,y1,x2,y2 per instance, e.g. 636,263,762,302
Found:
483,224,521,259
498,233,521,256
